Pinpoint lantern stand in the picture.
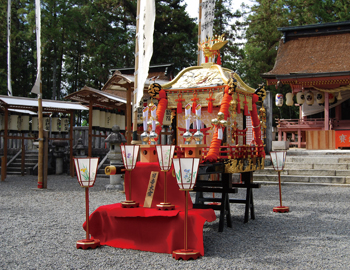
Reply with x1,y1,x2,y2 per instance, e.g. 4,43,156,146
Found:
120,145,140,208
172,158,201,260
74,157,100,249
270,151,289,213
156,145,175,210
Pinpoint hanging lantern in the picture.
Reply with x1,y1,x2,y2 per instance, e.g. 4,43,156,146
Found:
99,109,106,129
285,92,294,106
51,114,60,133
296,91,305,105
305,91,314,106
316,92,325,104
43,115,50,130
20,114,30,132
275,93,283,107
8,113,19,131
110,110,117,128
329,93,335,104
105,110,112,129
31,115,39,132
61,116,69,133
17,114,22,131
92,108,100,128
117,112,126,130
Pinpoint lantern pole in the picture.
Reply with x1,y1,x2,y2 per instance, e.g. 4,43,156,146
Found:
85,187,90,240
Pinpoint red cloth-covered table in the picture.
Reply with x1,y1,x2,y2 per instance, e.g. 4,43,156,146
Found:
85,162,216,255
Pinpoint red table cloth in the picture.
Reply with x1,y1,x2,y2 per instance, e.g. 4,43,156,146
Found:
85,162,216,255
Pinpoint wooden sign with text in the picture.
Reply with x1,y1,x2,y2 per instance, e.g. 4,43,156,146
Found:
143,171,159,208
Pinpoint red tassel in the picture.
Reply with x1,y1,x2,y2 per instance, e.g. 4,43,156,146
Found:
206,90,215,113
177,102,182,114
192,101,197,114
191,92,199,114
208,101,213,113
175,93,185,114
237,94,241,114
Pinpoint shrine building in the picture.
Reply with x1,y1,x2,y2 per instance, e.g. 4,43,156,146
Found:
261,21,350,150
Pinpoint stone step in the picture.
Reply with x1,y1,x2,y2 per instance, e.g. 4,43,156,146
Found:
286,156,350,164
254,174,350,184
283,162,350,170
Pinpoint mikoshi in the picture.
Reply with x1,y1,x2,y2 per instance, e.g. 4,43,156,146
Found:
143,61,267,174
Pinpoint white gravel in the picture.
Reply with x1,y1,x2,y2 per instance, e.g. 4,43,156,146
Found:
1,175,350,269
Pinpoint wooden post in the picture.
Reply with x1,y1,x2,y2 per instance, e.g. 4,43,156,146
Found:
1,107,8,181
37,89,44,188
43,130,48,188
70,111,74,177
88,100,93,157
197,0,202,66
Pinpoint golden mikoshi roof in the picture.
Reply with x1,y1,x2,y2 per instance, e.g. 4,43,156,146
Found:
162,63,255,110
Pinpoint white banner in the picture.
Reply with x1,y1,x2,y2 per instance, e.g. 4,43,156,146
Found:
31,0,41,95
7,0,12,96
200,0,215,64
136,0,155,111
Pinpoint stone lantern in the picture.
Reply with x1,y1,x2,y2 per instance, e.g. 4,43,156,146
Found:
74,138,86,157
52,140,68,174
105,125,126,191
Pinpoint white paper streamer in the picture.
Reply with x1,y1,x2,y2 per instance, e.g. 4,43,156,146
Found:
142,107,148,131
31,0,41,95
151,105,157,131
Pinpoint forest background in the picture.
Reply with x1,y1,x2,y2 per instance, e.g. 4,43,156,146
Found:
1,0,350,121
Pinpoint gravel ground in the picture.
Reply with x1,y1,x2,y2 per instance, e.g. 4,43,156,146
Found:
1,175,350,270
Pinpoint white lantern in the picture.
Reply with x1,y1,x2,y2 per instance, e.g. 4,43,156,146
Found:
305,91,314,106
316,92,325,104
32,116,39,131
8,113,19,131
173,158,200,190
43,116,50,130
285,93,294,106
105,111,112,129
92,108,100,128
117,112,125,130
74,157,99,187
270,151,287,172
275,94,283,107
51,115,60,132
296,91,305,105
20,114,30,131
99,109,106,129
110,111,117,128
